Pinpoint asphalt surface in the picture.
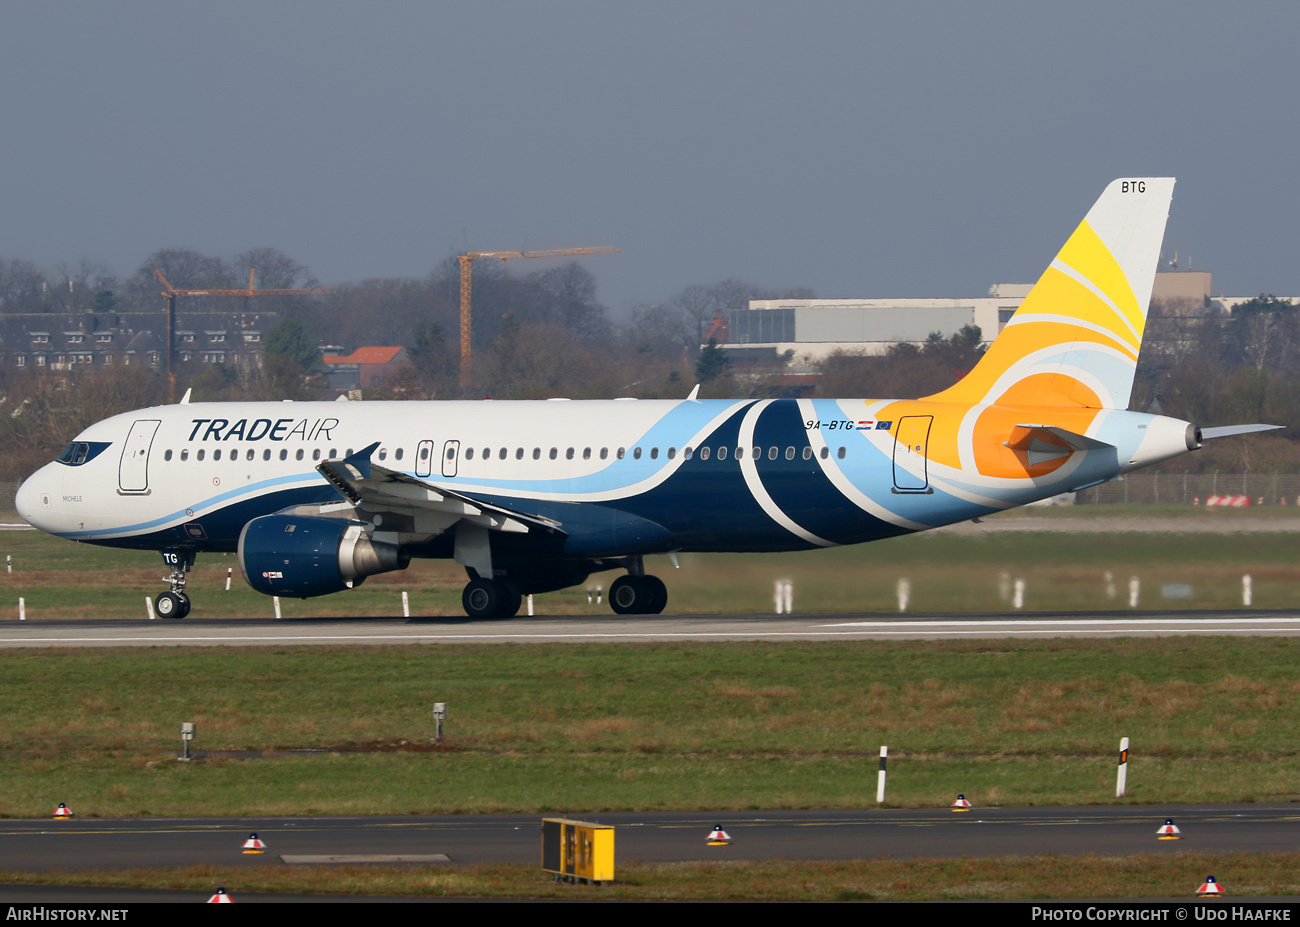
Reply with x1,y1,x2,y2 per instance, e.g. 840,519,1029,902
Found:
2,609,1300,647
3,805,1298,871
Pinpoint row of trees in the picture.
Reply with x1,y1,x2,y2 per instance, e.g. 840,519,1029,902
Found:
0,242,1298,477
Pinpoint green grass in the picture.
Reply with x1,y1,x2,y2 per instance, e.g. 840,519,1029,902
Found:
1,506,1299,616
0,639,1298,817
4,854,1298,900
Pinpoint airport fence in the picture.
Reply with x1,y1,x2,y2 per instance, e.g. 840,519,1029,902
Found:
1073,471,1300,505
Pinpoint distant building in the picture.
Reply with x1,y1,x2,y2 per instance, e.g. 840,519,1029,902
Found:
1152,270,1212,307
322,346,409,389
720,285,1030,365
0,311,272,373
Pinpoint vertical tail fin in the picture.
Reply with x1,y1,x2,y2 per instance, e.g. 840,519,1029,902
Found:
927,178,1174,410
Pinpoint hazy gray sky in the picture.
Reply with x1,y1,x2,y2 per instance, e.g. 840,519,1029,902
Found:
1,2,1295,312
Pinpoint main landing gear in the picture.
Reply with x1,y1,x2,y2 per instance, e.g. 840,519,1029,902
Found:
461,576,524,619
156,549,195,619
608,575,667,615
608,556,667,615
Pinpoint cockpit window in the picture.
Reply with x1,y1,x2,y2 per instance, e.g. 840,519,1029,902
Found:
55,441,111,467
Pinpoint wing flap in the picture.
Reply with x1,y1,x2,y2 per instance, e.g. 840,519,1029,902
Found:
316,444,564,538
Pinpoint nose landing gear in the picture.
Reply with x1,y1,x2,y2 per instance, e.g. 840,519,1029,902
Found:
157,550,196,619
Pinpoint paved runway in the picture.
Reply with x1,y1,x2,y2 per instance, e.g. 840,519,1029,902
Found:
3,805,1298,872
1,609,1300,647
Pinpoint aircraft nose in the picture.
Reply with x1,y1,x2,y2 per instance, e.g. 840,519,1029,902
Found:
15,467,56,530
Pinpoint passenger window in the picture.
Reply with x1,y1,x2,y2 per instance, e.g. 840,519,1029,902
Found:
802,447,812,460
465,448,474,460
296,449,304,461
313,449,321,461
600,448,608,460
735,447,744,460
583,448,591,460
617,448,625,459
420,446,429,460
755,447,762,459
346,448,354,457
516,448,524,459
837,447,846,459
197,449,205,461
247,449,255,461
717,447,727,460
633,447,642,460
180,450,188,461
263,449,271,461
280,449,288,461
666,447,676,460
498,448,507,460
533,448,541,460
820,447,829,459
380,448,389,460
683,447,692,460
549,448,558,460
650,447,659,460
213,449,222,461
395,448,404,461
565,448,574,460
164,449,173,461
699,447,710,461
785,447,795,460
482,448,489,460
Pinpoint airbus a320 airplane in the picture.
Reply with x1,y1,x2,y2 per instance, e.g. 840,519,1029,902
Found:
15,178,1277,619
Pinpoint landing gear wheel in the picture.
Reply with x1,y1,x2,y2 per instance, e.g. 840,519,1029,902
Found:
498,579,523,618
158,549,196,619
609,575,668,615
609,576,640,614
643,576,668,615
462,578,505,619
155,591,185,619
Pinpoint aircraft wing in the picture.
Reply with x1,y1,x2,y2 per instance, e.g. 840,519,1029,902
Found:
316,442,565,537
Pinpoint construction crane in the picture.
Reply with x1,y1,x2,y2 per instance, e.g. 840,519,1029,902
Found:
154,268,332,402
457,247,620,388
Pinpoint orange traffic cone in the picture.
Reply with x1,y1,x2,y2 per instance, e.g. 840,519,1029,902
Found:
207,887,235,903
1156,818,1181,840
241,832,266,854
706,825,731,845
950,794,972,812
1196,875,1223,897
52,803,72,820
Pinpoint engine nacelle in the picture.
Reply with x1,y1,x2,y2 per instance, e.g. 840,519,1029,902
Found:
238,514,408,598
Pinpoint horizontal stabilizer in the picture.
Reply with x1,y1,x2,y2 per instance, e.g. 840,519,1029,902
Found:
1007,424,1114,451
1200,424,1285,440
1003,424,1113,467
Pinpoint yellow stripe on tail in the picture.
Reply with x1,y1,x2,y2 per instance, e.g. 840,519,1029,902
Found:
926,178,1174,410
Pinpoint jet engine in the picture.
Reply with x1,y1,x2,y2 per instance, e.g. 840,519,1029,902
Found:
238,514,408,598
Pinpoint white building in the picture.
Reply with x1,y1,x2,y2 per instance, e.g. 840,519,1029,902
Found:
721,283,1031,364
